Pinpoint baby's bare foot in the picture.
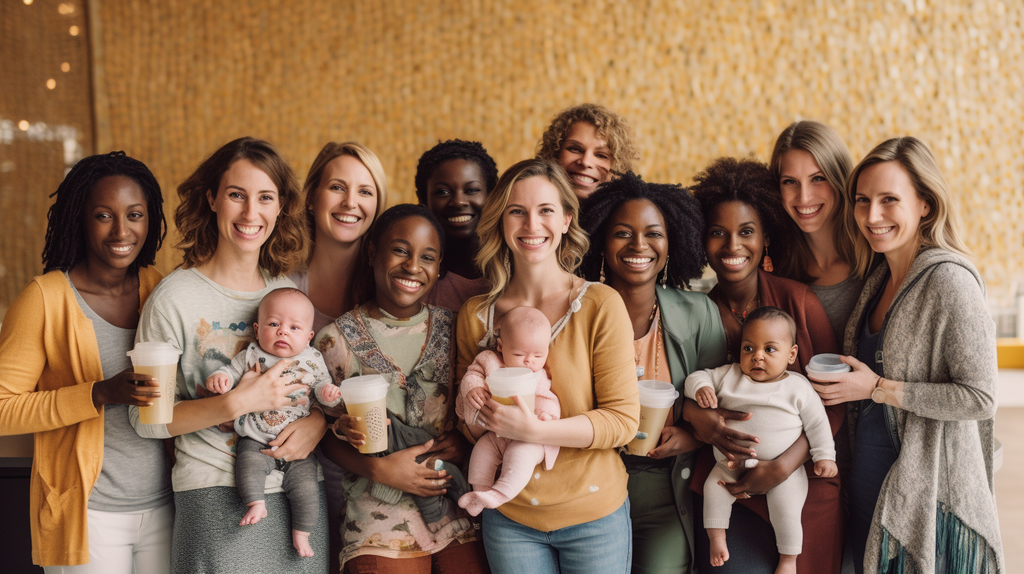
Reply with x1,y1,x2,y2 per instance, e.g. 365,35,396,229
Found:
293,530,314,557
240,501,267,526
708,528,730,567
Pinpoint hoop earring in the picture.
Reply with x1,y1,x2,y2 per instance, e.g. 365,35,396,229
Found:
762,246,774,273
599,256,606,283
660,255,669,289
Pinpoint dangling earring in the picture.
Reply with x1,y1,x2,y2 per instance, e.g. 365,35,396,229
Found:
599,256,606,283
762,245,774,273
503,251,512,277
660,255,669,289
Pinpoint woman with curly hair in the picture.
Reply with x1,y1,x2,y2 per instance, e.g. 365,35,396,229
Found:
536,103,639,200
579,173,727,574
684,157,844,573
811,138,1002,574
135,137,329,572
415,139,499,312
769,121,865,343
456,158,639,574
0,152,169,573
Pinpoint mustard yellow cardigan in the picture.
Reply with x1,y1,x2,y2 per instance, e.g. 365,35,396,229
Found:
0,268,162,566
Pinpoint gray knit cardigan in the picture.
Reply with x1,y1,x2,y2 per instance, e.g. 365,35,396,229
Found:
843,247,1003,574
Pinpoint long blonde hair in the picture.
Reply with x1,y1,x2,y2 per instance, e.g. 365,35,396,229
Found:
302,141,389,257
769,121,860,281
847,136,971,277
475,159,589,307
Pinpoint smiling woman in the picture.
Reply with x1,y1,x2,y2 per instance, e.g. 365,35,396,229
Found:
0,152,172,572
416,139,498,313
291,142,389,333
315,204,489,573
456,159,639,574
685,156,844,574
536,103,639,201
134,137,329,572
579,172,726,574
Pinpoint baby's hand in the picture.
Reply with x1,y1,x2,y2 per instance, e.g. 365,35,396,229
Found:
466,387,491,411
320,385,341,404
695,386,718,409
205,373,232,395
331,414,366,445
537,412,555,422
814,460,838,478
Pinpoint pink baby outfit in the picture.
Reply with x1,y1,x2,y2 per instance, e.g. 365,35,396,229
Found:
455,350,561,516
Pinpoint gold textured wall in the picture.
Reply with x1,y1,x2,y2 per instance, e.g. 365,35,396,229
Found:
0,0,92,318
6,0,1023,315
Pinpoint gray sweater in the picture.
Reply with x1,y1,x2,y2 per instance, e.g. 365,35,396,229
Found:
843,248,1003,574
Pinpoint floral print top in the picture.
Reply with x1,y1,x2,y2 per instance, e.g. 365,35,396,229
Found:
314,303,477,564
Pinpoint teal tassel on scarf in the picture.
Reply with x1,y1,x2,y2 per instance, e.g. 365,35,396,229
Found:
878,503,992,574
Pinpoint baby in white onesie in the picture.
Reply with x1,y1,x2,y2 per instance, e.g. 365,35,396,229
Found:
684,306,836,574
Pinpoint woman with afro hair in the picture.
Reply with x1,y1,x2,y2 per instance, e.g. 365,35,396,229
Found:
579,173,727,574
682,157,844,573
415,139,498,313
536,103,639,201
0,152,172,572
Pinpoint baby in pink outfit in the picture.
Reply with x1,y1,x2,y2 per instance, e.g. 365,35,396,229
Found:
456,306,561,516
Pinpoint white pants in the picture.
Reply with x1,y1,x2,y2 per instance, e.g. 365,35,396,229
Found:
43,502,173,574
703,461,808,555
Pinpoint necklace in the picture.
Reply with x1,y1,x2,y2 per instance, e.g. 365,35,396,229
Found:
633,303,661,379
728,292,760,326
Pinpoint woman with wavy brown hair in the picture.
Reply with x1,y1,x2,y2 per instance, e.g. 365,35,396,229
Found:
536,103,639,200
135,137,329,572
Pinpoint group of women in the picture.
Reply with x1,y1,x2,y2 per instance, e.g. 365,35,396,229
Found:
0,102,1003,574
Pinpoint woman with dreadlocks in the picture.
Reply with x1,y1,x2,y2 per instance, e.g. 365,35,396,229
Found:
0,152,171,572
415,139,498,313
579,173,727,573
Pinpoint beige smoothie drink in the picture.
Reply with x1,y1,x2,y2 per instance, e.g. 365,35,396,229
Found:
127,341,182,425
346,400,389,454
487,368,537,413
625,380,679,456
340,375,390,454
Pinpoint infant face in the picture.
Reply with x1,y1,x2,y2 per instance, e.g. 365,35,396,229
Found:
255,289,316,359
498,326,549,372
739,317,797,383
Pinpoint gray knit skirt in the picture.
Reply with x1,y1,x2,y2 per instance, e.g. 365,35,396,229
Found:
172,484,329,574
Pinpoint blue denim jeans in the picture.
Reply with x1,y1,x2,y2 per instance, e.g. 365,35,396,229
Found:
481,499,632,574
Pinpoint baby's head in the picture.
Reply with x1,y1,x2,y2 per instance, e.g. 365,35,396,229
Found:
739,306,798,383
254,287,316,359
496,307,551,372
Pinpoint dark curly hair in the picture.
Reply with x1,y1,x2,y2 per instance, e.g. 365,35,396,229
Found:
414,139,499,205
579,172,706,289
690,157,796,264
42,151,166,274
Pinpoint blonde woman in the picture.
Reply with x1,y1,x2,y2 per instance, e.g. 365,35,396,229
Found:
455,158,639,574
536,103,639,200
135,137,328,571
810,137,1003,574
290,141,388,332
768,121,864,344
288,141,388,572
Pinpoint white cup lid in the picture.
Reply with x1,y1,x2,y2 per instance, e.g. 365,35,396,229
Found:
127,341,182,366
340,374,389,403
637,379,679,408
